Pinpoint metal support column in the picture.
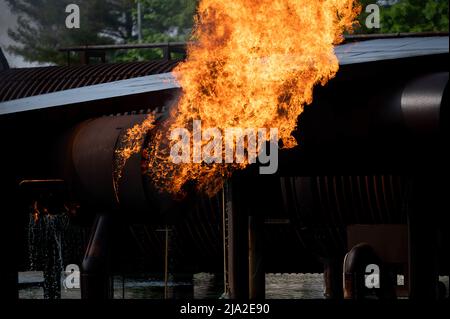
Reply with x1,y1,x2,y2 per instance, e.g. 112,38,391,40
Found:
323,259,343,299
0,187,18,299
249,215,265,299
81,214,113,299
226,180,249,299
408,175,439,300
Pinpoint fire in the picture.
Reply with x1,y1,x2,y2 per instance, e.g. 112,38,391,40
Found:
32,201,40,222
114,114,155,200
121,0,360,197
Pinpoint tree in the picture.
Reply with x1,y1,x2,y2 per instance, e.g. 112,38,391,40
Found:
7,0,448,65
6,0,136,65
117,0,198,61
356,0,448,34
140,0,197,41
380,0,448,33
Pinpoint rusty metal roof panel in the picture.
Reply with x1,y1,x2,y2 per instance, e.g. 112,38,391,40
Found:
0,60,181,102
0,72,180,116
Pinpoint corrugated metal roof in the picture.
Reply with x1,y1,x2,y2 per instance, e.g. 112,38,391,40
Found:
336,36,448,65
0,73,179,116
0,59,180,102
0,36,448,117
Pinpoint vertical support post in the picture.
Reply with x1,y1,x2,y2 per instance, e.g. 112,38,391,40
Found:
248,215,265,299
323,259,343,299
67,50,71,66
1,187,19,299
226,180,249,299
164,226,169,299
408,175,439,299
81,214,113,299
222,186,229,295
80,51,88,65
162,45,170,60
1,149,19,299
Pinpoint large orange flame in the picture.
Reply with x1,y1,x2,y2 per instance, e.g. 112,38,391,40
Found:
121,0,361,197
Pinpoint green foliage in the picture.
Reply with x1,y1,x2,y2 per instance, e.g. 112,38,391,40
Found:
6,0,448,65
6,0,135,65
380,0,448,32
140,0,197,38
115,0,198,61
356,0,449,34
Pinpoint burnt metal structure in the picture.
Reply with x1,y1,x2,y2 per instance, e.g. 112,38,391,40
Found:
0,36,449,300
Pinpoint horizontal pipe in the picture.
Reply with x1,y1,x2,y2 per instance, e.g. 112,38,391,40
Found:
59,42,188,52
59,33,450,52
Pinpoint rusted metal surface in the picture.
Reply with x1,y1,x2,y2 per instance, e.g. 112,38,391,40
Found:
347,225,408,264
347,224,409,298
343,243,382,299
68,114,172,216
0,60,181,103
0,73,179,116
280,175,407,260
